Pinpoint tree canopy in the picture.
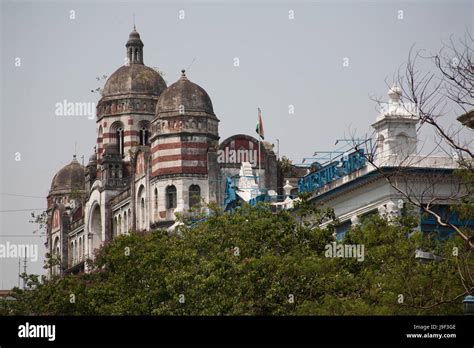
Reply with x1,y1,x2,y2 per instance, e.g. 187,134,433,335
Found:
1,200,471,316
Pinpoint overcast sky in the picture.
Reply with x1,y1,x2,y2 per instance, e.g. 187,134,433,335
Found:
1,0,472,289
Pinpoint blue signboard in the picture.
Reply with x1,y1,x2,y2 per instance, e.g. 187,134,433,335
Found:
298,149,366,193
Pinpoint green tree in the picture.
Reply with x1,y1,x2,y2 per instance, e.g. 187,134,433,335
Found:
2,200,472,315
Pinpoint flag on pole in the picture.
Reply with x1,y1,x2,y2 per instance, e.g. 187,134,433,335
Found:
256,108,265,140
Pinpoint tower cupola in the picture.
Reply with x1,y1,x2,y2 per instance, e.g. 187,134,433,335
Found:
126,26,144,65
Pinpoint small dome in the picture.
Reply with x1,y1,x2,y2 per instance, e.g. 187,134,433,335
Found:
50,156,85,194
87,153,97,166
102,64,167,97
156,70,215,117
102,27,165,97
126,29,143,48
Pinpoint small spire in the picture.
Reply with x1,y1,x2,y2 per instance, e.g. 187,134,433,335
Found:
133,13,136,31
126,23,144,65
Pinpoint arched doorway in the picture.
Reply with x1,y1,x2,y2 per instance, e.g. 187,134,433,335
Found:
89,203,102,254
137,185,146,230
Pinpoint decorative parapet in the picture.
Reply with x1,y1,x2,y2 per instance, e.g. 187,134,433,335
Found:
374,155,459,169
70,217,84,232
110,187,131,208
104,177,130,191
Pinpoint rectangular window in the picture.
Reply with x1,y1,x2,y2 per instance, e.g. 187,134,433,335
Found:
335,220,352,241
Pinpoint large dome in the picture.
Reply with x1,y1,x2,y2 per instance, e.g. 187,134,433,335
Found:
102,64,167,97
50,157,85,194
156,70,215,117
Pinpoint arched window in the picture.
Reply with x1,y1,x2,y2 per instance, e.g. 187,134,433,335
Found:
124,211,128,234
113,217,117,238
396,133,410,159
54,237,60,256
154,188,158,210
90,203,102,253
70,241,74,266
111,122,125,157
138,121,150,146
139,127,149,145
137,185,146,230
79,237,83,262
116,127,124,156
140,198,145,229
52,237,60,276
117,215,122,236
189,185,201,208
377,134,385,156
74,240,77,265
166,185,177,209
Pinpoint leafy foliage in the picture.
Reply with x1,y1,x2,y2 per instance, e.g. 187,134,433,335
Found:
2,201,472,315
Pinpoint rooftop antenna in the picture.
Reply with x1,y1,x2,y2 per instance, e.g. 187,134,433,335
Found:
18,258,21,288
23,246,27,290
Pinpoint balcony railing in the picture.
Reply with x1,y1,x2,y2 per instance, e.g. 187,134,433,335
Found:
110,187,131,207
375,155,459,169
105,177,130,190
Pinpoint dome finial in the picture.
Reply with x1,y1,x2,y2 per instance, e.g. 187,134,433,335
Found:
388,84,402,102
181,69,186,76
133,13,136,31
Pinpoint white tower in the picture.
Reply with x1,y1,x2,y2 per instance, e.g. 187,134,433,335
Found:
236,162,260,202
372,85,419,165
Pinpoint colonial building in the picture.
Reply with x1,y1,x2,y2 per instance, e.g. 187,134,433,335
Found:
45,28,277,277
46,29,470,279
290,86,472,240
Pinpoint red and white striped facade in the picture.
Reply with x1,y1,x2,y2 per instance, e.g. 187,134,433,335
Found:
86,31,221,248
147,70,220,223
150,123,219,177
48,28,275,277
96,103,157,162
